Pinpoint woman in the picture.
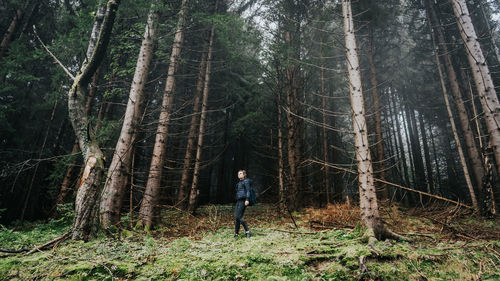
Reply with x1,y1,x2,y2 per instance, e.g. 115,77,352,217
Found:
234,170,251,238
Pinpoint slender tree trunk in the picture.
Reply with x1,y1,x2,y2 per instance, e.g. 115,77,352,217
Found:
428,121,442,193
177,42,208,208
187,25,215,214
0,9,23,62
367,27,388,200
392,91,410,187
426,0,484,191
342,0,401,240
400,97,415,187
431,32,479,211
277,78,286,213
418,114,435,193
319,38,330,205
139,0,189,229
284,28,302,210
406,102,427,192
100,7,158,230
68,0,120,241
450,0,500,177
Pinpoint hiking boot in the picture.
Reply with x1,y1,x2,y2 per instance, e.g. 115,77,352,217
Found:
245,231,251,238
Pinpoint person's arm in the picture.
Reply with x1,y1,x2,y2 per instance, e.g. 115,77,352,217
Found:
244,179,251,205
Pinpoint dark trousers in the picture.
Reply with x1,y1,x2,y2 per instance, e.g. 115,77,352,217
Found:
234,199,249,234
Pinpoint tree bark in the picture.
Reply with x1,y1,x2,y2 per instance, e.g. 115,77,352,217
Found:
177,42,208,209
139,0,189,229
284,22,303,210
68,0,120,241
418,113,435,194
187,25,215,214
450,0,500,177
100,7,158,230
342,0,398,240
426,0,484,191
319,38,330,205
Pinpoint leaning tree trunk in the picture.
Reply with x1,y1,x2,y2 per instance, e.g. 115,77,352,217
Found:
187,26,215,215
342,0,403,241
139,0,189,228
68,0,120,241
177,42,208,209
430,29,479,211
450,0,500,176
426,0,484,192
100,6,158,230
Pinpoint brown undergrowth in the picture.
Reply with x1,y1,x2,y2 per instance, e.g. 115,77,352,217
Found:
304,201,500,242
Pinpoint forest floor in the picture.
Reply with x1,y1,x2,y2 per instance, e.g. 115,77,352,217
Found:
0,202,499,280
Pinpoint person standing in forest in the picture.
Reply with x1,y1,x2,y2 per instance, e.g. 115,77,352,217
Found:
234,170,252,238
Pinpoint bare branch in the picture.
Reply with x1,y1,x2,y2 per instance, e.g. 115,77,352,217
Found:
33,25,75,81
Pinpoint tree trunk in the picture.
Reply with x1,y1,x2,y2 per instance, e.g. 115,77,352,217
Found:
426,0,484,191
177,42,208,208
392,91,410,187
319,38,330,205
0,9,23,62
406,102,427,192
342,0,400,240
100,7,158,230
418,114,435,194
56,67,102,210
428,121,442,193
139,0,189,229
277,76,286,214
68,0,120,241
284,28,303,210
187,25,215,214
367,27,388,200
431,32,479,211
450,0,500,177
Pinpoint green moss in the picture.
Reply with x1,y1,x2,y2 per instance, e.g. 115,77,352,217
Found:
1,205,498,280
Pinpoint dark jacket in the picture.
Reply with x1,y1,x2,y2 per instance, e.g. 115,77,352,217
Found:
235,178,251,201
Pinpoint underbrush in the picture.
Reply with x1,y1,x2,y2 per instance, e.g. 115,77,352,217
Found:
0,203,499,280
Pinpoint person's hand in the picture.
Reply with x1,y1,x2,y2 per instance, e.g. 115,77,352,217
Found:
245,200,249,206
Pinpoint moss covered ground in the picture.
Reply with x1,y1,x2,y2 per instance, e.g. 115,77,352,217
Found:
0,203,499,280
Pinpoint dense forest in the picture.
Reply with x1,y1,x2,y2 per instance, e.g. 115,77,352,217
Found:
1,0,499,279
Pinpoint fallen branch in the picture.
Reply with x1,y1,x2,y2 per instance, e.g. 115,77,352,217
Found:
24,231,72,255
272,228,331,235
0,248,29,254
307,158,473,209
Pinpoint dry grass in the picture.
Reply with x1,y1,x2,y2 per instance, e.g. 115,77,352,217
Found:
305,201,361,230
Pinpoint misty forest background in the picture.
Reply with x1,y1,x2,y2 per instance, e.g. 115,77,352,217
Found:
1,0,500,279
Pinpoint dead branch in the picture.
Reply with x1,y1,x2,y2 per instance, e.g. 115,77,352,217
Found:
24,231,72,255
33,25,75,80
